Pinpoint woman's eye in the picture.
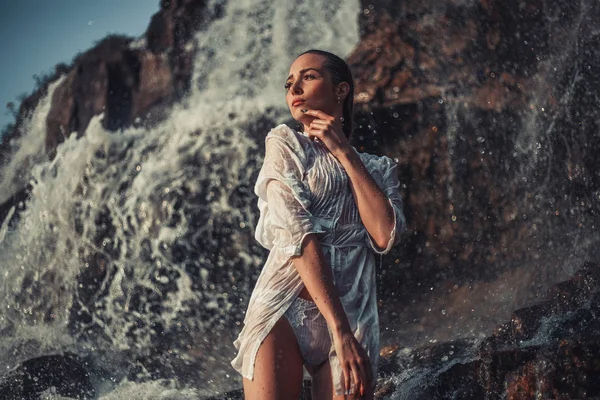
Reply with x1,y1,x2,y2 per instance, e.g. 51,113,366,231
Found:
284,74,316,90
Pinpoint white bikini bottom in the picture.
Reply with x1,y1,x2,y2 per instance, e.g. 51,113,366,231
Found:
283,295,358,396
283,296,332,368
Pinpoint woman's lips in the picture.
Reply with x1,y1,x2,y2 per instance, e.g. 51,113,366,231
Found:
292,99,305,107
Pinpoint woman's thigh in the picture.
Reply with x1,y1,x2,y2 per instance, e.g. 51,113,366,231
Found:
242,316,304,400
310,360,374,400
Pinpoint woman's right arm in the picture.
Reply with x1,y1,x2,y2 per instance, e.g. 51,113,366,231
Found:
291,233,373,396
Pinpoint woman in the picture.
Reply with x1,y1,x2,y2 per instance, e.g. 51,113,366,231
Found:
231,49,406,399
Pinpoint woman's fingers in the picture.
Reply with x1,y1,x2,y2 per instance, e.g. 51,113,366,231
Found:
307,120,332,140
353,360,370,397
333,333,374,397
306,125,325,143
303,109,335,121
360,352,373,389
357,359,371,395
352,363,362,395
309,120,330,131
309,118,328,126
343,366,352,395
343,361,367,396
309,119,330,131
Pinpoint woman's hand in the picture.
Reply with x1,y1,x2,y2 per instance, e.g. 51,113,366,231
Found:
302,109,352,157
332,330,374,397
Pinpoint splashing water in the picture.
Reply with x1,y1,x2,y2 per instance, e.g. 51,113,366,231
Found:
0,0,360,397
0,76,66,205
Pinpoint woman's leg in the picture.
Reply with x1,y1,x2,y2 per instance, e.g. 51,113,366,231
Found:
242,316,304,400
310,360,374,400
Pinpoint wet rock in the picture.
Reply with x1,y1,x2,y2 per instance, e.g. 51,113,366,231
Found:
0,353,94,400
346,0,600,312
0,185,30,233
388,261,600,399
0,0,221,233
3,0,224,165
146,0,223,55
43,35,179,159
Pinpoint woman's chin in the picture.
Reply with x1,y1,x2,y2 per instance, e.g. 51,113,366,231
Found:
290,112,308,124
290,107,305,116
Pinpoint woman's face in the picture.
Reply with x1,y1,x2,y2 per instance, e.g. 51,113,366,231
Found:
285,53,339,127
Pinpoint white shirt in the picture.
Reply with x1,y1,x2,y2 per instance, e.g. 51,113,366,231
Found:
231,123,406,395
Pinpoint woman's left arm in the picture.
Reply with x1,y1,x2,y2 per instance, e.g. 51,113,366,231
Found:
336,149,395,250
303,109,395,250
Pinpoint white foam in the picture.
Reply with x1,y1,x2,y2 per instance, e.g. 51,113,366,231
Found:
0,1,361,397
0,76,65,205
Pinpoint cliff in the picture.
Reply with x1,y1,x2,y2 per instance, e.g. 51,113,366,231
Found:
1,0,223,161
348,0,600,302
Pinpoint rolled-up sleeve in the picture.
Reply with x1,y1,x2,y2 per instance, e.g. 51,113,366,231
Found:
254,131,325,257
364,155,407,255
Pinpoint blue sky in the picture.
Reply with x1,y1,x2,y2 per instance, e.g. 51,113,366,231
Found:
0,0,160,133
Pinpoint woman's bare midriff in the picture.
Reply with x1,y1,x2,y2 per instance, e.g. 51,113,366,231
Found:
298,287,314,301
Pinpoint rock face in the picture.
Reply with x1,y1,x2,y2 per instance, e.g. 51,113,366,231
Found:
0,0,224,240
1,0,224,162
373,261,600,399
348,0,600,303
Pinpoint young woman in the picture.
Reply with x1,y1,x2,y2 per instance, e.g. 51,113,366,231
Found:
231,49,406,400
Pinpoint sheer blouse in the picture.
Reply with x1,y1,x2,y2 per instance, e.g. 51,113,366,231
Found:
231,123,406,395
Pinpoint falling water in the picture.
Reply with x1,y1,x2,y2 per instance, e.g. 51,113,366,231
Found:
0,76,66,205
0,0,360,398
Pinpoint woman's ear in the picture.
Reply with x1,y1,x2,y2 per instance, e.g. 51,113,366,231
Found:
336,82,350,100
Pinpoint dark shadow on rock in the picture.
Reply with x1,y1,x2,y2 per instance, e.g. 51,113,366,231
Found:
0,353,95,399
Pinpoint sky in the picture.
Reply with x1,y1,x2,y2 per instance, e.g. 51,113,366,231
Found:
0,0,160,133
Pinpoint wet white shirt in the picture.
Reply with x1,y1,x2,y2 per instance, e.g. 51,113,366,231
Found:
231,123,406,395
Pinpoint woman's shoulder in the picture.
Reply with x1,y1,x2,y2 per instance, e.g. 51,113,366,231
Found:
265,124,309,156
266,124,305,142
352,146,397,172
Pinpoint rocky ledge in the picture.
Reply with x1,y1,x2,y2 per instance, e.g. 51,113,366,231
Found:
375,261,600,399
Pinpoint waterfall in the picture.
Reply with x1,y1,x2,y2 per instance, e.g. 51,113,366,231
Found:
0,0,360,397
0,76,65,205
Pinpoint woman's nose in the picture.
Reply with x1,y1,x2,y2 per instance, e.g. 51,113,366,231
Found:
291,82,303,95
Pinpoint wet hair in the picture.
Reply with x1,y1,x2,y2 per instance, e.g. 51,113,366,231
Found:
297,49,355,139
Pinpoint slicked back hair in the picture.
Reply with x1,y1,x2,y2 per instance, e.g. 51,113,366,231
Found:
297,49,354,139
